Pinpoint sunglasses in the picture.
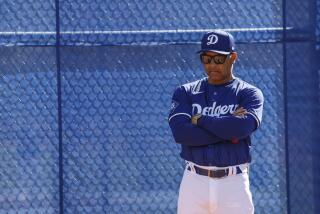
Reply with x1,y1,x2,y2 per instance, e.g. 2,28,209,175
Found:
200,53,229,64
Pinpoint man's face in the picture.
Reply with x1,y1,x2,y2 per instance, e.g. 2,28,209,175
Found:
200,51,236,85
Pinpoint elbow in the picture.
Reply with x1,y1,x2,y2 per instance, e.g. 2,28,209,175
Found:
169,123,186,144
231,124,255,139
172,134,184,144
234,129,252,139
231,116,256,139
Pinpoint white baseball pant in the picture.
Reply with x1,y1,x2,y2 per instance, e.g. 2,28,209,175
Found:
177,162,254,214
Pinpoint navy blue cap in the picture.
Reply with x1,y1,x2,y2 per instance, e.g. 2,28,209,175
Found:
197,30,236,55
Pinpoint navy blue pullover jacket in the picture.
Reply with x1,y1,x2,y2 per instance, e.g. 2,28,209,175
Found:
168,77,264,167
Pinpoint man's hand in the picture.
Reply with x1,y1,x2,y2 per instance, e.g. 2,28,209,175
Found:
191,114,202,125
233,107,247,117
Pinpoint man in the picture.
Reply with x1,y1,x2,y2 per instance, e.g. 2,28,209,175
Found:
168,30,264,214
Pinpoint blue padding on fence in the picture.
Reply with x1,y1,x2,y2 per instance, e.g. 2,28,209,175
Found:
0,0,56,46
286,43,319,214
0,47,59,213
0,0,319,213
57,43,286,213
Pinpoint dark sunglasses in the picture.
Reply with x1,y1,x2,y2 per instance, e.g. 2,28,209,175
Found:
200,53,229,64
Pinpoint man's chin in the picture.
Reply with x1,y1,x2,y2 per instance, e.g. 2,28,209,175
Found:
208,77,221,84
208,75,221,81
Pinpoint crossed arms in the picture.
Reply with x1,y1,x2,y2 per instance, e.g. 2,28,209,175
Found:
168,86,264,146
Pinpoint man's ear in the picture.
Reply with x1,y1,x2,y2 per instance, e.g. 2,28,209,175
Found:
230,52,238,63
223,52,236,73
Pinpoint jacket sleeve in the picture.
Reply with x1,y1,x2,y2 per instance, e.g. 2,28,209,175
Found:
197,88,264,140
168,86,225,146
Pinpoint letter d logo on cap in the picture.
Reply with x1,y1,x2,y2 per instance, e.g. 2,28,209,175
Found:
207,34,218,45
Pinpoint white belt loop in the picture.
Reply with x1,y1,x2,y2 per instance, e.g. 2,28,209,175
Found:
228,166,233,176
186,161,196,173
238,164,248,174
185,161,189,170
233,166,237,175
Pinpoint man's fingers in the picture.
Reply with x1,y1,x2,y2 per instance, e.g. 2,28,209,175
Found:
233,107,247,116
234,107,245,114
236,109,246,114
234,112,246,116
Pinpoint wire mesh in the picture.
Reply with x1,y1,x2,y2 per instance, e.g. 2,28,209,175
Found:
0,0,319,213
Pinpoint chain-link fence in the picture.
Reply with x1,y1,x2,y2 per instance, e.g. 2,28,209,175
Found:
0,0,319,213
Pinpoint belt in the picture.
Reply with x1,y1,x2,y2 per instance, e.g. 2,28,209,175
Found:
187,165,244,179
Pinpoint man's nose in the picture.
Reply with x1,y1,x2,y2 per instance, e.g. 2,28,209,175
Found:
207,61,218,67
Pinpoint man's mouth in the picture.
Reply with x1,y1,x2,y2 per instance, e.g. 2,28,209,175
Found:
209,70,220,74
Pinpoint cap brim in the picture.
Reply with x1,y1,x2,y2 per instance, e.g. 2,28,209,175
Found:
196,49,231,55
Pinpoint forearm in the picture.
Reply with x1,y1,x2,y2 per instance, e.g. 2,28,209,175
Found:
197,115,256,140
169,121,225,146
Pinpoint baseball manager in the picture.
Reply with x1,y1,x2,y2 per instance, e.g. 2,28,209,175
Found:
168,30,264,214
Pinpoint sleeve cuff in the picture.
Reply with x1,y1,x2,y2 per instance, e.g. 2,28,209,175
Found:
168,112,192,123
